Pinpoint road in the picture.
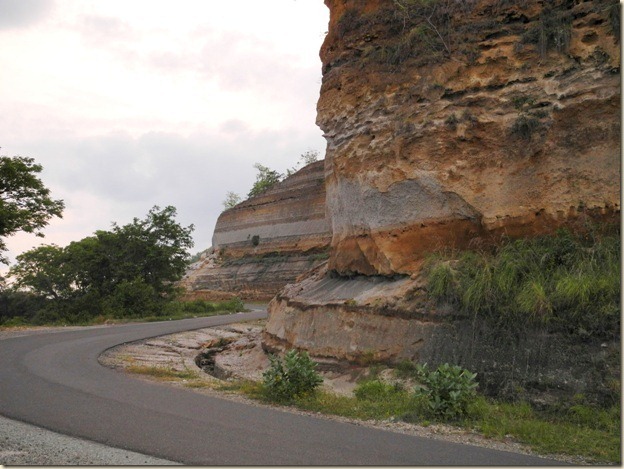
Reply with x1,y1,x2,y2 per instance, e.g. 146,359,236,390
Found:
0,311,562,465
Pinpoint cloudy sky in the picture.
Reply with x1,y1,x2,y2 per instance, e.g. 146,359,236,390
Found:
0,0,329,266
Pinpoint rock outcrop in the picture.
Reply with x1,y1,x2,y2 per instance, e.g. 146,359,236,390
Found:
317,0,620,276
263,0,620,396
181,161,331,300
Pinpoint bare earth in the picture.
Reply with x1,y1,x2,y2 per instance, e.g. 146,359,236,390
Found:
97,320,590,465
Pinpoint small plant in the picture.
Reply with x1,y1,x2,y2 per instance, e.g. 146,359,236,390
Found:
414,363,478,420
354,379,404,401
510,114,542,140
262,350,323,402
445,113,459,128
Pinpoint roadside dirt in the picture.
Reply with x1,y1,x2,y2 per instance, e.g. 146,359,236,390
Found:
98,321,591,465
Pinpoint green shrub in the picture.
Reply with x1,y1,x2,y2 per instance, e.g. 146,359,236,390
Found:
414,363,478,420
262,350,323,402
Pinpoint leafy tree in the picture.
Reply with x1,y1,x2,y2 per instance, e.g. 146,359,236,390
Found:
0,156,64,263
300,149,319,165
9,244,71,300
247,163,283,198
222,191,242,210
9,205,194,320
286,150,320,177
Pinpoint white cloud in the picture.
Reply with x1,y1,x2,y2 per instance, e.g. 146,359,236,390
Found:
0,0,329,265
0,0,55,30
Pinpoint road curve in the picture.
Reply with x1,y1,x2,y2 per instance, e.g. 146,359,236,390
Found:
0,312,562,465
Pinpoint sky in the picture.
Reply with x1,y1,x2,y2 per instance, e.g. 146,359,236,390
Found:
0,0,329,266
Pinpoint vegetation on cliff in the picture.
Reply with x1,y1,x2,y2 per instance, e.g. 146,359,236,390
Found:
222,150,320,211
334,0,619,69
424,227,620,339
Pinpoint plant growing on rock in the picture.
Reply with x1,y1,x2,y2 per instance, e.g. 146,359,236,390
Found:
262,349,323,402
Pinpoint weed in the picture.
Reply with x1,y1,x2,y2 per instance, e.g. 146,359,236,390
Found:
510,114,542,140
262,350,323,402
520,5,572,58
413,363,478,421
445,113,459,128
126,365,199,381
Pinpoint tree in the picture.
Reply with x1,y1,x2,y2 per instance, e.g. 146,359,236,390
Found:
300,149,319,166
222,191,242,210
247,163,283,198
0,156,64,263
10,205,194,320
286,150,320,177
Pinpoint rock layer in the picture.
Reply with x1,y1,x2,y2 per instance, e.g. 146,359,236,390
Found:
263,0,620,391
317,0,620,275
213,160,330,258
181,161,331,300
262,265,620,404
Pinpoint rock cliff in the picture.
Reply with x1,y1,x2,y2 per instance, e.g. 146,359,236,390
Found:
181,161,331,300
263,0,620,377
318,0,620,276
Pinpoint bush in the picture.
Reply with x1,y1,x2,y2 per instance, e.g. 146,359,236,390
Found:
414,363,478,420
262,350,323,402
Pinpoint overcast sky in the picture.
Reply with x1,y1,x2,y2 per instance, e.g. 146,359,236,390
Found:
0,0,329,266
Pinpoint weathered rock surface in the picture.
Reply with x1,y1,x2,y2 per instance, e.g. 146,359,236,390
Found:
263,265,620,405
263,0,620,400
318,0,620,275
181,161,331,300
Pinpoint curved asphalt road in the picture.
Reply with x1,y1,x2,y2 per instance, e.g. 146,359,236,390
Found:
0,311,562,465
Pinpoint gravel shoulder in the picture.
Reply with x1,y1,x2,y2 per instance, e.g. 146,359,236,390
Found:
0,414,178,466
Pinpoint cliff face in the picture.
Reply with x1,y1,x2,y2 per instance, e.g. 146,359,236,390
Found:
263,0,620,371
317,0,620,276
181,161,331,300
212,161,330,259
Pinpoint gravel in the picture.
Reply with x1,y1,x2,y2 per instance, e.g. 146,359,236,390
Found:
0,415,179,466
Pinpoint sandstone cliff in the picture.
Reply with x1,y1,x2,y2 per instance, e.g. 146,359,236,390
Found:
181,161,331,300
318,0,620,276
263,0,620,399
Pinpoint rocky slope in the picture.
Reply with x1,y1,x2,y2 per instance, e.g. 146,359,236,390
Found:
181,161,331,300
263,0,620,399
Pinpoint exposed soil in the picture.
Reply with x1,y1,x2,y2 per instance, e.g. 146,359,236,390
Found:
98,321,593,465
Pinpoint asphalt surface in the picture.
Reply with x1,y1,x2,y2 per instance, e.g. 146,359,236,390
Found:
0,311,564,465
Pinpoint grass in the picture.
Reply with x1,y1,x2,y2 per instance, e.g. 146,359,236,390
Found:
229,378,621,464
121,359,622,464
126,364,201,382
461,398,621,463
424,228,620,338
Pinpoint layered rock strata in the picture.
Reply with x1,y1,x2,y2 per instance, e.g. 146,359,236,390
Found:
181,161,331,300
263,265,619,404
263,0,620,392
212,160,330,259
317,0,620,275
